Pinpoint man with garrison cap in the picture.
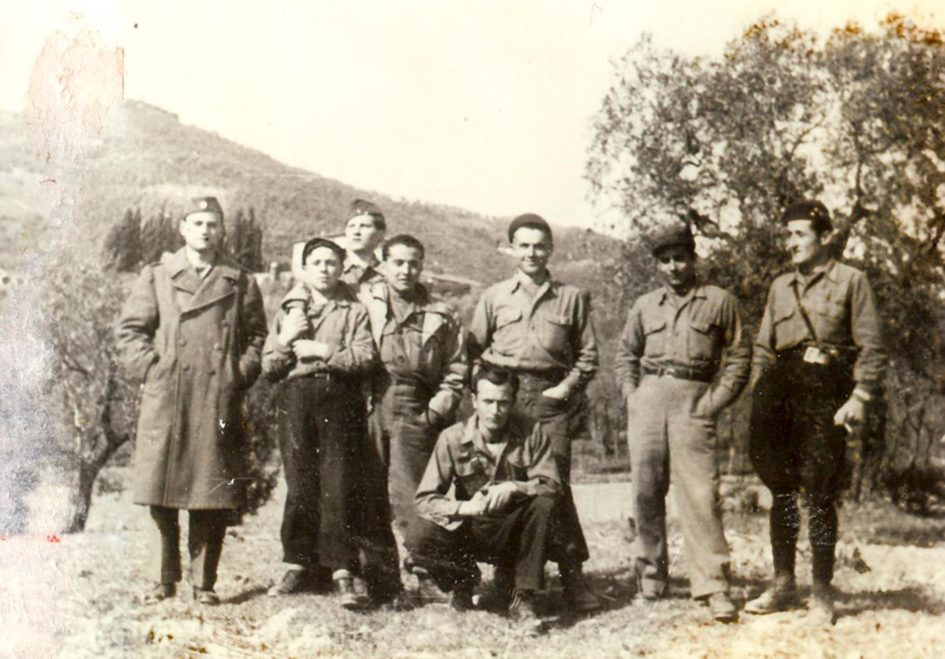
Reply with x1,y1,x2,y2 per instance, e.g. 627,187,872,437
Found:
117,196,267,605
614,220,749,622
468,212,601,613
342,199,387,288
746,201,885,623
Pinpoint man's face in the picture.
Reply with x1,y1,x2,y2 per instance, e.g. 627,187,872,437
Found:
179,211,223,253
655,244,696,290
785,219,828,268
384,243,423,294
473,379,516,435
345,214,384,254
511,227,553,276
302,246,343,292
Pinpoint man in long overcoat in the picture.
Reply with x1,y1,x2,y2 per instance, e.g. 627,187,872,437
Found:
116,196,267,604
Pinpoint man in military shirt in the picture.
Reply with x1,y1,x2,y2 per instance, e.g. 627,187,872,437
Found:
408,365,562,630
468,213,600,613
614,221,749,622
360,234,467,557
116,197,267,605
746,201,885,622
341,198,386,288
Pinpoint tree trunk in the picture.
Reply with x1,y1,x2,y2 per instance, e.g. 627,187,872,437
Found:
63,464,97,534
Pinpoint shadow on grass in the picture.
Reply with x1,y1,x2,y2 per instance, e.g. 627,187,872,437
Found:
223,585,269,605
837,586,945,620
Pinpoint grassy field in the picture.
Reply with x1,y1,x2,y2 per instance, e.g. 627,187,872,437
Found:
2,475,944,658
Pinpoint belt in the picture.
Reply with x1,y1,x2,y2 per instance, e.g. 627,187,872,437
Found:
642,364,713,383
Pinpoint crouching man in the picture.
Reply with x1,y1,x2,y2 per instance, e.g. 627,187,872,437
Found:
406,365,563,629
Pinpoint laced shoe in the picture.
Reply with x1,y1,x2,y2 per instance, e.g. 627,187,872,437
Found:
809,582,837,625
508,590,546,635
193,587,220,605
707,592,738,623
142,582,176,604
561,566,602,613
744,574,798,615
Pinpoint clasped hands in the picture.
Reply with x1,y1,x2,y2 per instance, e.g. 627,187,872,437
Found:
457,481,526,517
278,310,331,361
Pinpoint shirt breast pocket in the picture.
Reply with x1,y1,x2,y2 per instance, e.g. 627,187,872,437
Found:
642,319,668,357
810,298,847,341
538,312,571,353
688,318,719,361
495,306,523,330
455,456,488,491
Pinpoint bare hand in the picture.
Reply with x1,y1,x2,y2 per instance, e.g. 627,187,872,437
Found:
541,383,570,400
278,309,309,345
458,490,488,517
482,481,523,514
833,396,866,434
292,339,330,361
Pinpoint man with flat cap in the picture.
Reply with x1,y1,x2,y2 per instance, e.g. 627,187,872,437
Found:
745,201,885,622
614,220,749,622
468,212,601,613
117,196,267,605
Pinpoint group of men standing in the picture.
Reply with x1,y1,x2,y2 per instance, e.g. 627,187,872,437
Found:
116,195,883,629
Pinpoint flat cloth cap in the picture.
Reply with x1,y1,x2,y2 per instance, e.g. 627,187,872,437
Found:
348,199,386,230
649,221,695,255
184,196,224,220
507,213,553,242
780,201,832,233
301,237,346,264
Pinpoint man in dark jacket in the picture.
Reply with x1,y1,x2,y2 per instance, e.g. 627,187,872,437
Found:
116,196,267,605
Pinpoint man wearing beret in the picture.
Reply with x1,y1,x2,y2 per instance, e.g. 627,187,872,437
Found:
614,220,749,622
746,201,885,622
468,213,601,613
117,197,268,605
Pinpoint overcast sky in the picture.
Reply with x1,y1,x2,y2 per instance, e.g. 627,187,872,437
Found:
2,0,942,227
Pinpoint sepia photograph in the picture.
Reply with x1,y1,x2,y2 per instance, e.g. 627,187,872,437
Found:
1,1,944,656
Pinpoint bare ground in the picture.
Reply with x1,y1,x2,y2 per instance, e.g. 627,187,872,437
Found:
2,478,944,658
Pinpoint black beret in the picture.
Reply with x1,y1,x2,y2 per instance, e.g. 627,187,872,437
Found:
780,201,832,233
348,199,386,231
184,196,224,220
301,237,346,264
650,221,695,255
507,213,553,242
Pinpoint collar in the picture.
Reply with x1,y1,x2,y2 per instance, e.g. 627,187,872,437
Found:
459,413,529,451
164,248,240,280
344,249,380,272
787,258,838,286
502,270,558,295
280,281,354,310
657,283,707,306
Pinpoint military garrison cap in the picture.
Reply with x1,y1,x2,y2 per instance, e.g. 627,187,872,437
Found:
507,213,553,242
184,196,224,220
650,221,695,255
301,237,347,264
781,200,832,233
348,199,386,231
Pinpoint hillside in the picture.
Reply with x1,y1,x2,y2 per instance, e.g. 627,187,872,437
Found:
0,100,618,282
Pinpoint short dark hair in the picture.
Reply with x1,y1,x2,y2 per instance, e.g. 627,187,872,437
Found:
781,201,832,235
382,234,425,260
472,364,519,396
301,237,346,264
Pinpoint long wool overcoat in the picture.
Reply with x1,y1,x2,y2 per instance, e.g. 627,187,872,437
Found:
116,248,267,509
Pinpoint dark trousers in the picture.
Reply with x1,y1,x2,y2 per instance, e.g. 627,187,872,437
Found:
406,496,558,593
276,374,369,572
749,355,853,584
512,373,590,565
149,506,228,590
381,380,440,540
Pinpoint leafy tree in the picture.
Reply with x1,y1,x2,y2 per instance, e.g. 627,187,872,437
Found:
103,209,141,272
587,14,945,502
